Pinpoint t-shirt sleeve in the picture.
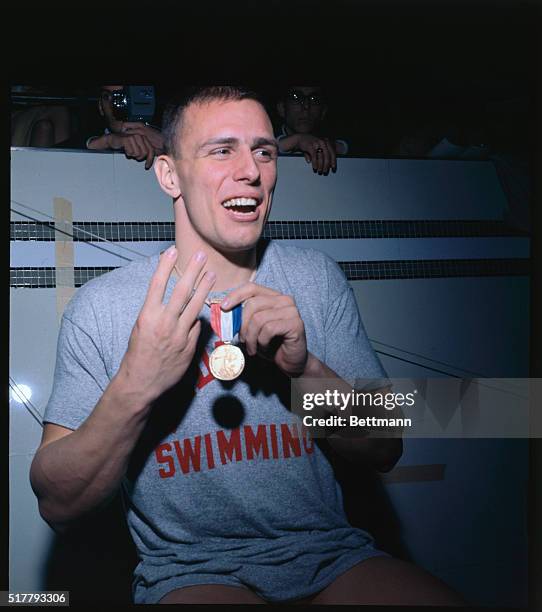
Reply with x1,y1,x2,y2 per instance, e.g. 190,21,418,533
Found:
43,305,111,431
322,256,389,390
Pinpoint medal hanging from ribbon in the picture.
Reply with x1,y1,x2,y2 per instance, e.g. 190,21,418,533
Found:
208,300,245,380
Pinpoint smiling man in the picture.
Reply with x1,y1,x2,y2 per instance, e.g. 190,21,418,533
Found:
30,86,465,605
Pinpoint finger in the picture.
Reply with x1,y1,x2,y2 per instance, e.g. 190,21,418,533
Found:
141,246,178,311
304,152,311,163
244,306,299,356
187,317,202,346
313,142,323,173
140,137,153,167
144,140,154,170
317,141,327,174
323,139,335,175
310,142,320,172
122,121,145,133
165,251,208,317
243,307,274,356
178,270,216,333
174,317,202,353
240,295,293,342
240,306,276,355
257,311,299,349
119,138,137,158
125,128,146,138
221,282,280,310
320,141,331,175
125,135,142,160
329,140,337,172
133,135,147,161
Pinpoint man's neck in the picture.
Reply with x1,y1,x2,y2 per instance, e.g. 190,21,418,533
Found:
173,241,257,292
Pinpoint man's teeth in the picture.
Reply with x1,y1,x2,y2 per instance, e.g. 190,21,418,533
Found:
222,197,258,208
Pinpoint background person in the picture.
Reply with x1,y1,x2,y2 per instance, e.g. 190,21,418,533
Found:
85,85,165,170
275,85,349,175
11,85,73,148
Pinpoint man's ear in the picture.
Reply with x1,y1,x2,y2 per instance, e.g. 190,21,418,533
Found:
154,155,182,200
277,101,285,119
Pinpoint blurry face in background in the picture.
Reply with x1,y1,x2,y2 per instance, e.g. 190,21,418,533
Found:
278,85,327,134
98,85,124,132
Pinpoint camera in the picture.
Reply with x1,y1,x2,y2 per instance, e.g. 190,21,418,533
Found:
110,85,156,122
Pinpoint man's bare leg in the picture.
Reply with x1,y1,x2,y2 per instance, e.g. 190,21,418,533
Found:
159,584,267,604
307,556,468,605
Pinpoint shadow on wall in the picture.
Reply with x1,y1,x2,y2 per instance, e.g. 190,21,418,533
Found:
317,439,410,560
43,494,137,604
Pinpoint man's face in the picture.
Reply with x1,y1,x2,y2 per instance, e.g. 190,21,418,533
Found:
173,98,278,254
280,86,326,134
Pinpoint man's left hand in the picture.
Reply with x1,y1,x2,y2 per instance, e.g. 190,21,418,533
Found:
221,282,308,377
121,122,165,153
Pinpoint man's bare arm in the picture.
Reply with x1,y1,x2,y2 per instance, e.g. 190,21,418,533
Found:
30,247,216,532
30,378,153,533
221,282,402,473
298,353,403,472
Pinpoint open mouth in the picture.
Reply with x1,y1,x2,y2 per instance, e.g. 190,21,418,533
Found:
221,197,259,215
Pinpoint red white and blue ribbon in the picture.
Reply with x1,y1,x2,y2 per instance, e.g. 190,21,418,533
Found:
210,302,242,342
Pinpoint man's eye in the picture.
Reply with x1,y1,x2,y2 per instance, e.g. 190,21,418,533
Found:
212,148,231,156
255,149,275,161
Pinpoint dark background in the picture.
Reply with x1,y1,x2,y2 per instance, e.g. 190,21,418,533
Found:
7,0,538,160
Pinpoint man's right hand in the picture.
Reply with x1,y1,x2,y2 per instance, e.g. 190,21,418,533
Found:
296,134,337,175
115,246,216,407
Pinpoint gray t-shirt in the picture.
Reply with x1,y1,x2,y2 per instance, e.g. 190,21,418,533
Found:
44,240,389,604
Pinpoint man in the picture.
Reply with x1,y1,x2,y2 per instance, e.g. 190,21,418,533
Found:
30,86,465,605
86,85,165,170
276,85,348,176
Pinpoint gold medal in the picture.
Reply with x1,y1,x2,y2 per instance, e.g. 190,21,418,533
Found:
209,343,245,381
208,297,244,380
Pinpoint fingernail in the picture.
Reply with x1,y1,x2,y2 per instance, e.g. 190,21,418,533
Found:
207,271,216,282
221,298,229,308
195,251,206,262
166,245,177,258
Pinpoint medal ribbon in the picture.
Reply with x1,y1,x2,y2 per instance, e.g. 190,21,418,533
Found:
210,302,242,342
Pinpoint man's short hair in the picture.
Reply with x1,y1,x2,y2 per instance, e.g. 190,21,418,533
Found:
162,85,268,159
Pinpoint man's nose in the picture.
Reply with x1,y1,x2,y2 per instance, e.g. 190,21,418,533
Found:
233,149,260,182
